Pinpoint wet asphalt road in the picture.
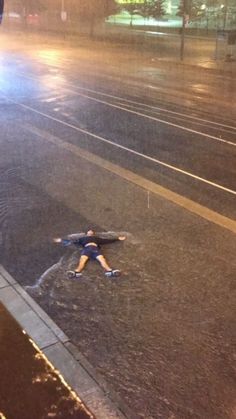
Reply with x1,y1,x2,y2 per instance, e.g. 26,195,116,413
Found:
0,33,236,419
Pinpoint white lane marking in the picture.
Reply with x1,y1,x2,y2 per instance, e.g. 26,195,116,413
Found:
64,84,236,132
4,95,236,196
60,89,236,148
23,123,236,234
113,101,236,136
9,69,232,147
7,68,236,132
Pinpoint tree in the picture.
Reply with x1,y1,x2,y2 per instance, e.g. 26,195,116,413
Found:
75,0,118,37
139,0,149,20
190,0,205,19
148,0,166,19
177,0,203,19
122,1,140,28
139,0,166,23
177,0,190,17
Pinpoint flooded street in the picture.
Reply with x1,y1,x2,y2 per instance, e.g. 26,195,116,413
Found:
0,33,236,418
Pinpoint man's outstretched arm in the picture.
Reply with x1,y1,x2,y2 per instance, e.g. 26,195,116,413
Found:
53,237,84,246
97,236,126,245
53,237,72,246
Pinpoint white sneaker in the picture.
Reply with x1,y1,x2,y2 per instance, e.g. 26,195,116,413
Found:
105,270,121,277
67,270,82,279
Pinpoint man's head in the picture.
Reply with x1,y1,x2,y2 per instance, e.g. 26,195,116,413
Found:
86,229,95,236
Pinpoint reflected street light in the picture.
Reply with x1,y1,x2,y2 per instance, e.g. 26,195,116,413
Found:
61,0,67,21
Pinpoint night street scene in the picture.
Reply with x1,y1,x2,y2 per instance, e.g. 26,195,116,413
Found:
0,0,235,418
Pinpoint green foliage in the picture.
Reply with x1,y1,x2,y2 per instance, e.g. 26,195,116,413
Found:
123,2,139,15
121,1,141,27
139,1,150,18
148,0,166,18
176,0,204,18
189,0,205,18
177,0,188,17
176,0,235,19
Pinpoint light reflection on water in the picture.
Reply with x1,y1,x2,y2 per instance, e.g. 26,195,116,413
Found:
36,50,62,67
32,373,57,384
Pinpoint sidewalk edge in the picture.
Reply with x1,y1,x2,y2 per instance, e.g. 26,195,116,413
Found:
0,265,130,419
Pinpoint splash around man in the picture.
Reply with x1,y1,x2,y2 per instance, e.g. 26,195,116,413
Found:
53,229,126,279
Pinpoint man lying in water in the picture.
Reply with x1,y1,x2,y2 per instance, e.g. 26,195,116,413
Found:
53,229,126,278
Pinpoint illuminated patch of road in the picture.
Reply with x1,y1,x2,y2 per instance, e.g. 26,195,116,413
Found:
4,68,236,136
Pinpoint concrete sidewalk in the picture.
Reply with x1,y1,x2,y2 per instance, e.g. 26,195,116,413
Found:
0,265,127,419
0,302,93,419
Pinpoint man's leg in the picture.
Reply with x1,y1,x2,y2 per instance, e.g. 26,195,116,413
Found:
96,254,112,272
75,255,89,273
96,255,121,277
67,255,89,279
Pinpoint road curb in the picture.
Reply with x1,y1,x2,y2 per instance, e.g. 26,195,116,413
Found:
0,265,130,419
